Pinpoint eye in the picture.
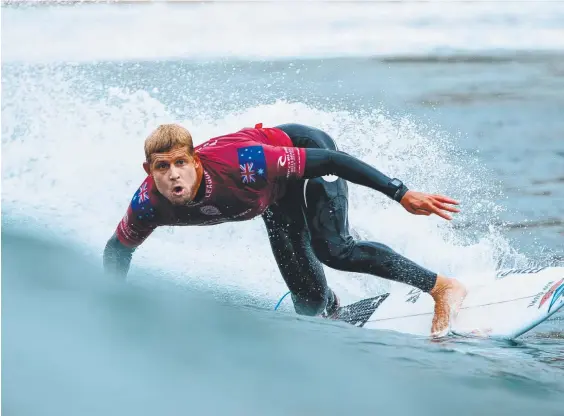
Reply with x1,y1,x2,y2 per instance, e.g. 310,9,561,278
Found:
175,159,186,166
156,162,168,170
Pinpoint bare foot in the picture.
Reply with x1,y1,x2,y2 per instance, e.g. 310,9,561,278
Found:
429,275,467,337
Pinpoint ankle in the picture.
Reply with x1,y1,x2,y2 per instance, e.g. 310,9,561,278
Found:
429,275,451,298
323,289,339,317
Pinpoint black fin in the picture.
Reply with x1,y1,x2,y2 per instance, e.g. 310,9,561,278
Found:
334,293,390,327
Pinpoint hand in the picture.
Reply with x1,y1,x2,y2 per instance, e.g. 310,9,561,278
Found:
399,191,460,220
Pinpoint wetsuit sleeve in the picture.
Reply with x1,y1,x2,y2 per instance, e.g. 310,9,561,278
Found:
303,149,409,202
103,205,154,278
103,232,135,277
103,181,158,277
261,145,306,180
115,204,156,248
103,205,155,277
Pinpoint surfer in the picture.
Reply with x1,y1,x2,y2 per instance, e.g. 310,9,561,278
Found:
103,123,467,337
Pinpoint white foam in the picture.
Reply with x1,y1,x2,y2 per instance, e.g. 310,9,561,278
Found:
3,1,564,63
1,69,530,306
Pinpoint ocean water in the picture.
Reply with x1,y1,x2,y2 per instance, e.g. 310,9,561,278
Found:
2,2,564,415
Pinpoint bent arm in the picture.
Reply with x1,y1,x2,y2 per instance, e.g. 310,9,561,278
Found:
303,149,409,202
103,233,136,278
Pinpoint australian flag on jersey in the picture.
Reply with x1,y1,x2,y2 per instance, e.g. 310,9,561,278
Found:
131,180,151,210
237,146,267,186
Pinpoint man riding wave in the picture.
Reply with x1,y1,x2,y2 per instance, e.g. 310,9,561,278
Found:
103,123,467,337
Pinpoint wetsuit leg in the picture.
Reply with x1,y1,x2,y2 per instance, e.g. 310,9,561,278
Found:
262,188,332,316
262,124,343,316
274,123,438,296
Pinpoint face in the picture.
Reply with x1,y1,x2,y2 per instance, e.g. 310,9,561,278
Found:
144,146,200,205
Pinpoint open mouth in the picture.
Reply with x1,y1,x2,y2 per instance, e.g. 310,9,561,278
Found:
172,186,184,196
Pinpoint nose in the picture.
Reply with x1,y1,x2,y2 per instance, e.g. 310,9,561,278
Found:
169,165,181,180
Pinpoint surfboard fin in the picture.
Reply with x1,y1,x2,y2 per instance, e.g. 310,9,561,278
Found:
334,294,390,327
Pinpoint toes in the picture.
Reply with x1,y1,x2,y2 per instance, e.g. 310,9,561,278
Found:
431,327,450,338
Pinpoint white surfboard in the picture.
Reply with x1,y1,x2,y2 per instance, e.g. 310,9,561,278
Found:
276,266,564,339
332,266,564,339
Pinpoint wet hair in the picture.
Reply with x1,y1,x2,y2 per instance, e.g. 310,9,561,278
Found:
144,124,194,163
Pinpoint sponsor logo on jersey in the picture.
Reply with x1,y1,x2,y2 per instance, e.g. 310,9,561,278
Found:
200,205,221,216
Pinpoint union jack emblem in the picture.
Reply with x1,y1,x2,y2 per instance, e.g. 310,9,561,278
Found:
137,182,149,203
240,162,256,183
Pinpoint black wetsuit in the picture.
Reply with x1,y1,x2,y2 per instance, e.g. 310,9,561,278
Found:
264,124,437,316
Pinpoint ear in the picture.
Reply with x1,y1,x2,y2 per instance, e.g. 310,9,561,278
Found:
143,161,151,175
193,154,201,168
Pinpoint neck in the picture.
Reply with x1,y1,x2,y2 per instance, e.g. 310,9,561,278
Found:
189,163,205,202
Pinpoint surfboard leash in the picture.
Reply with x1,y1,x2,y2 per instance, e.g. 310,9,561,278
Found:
274,291,291,310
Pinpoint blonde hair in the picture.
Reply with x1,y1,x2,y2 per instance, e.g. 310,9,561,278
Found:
144,124,194,162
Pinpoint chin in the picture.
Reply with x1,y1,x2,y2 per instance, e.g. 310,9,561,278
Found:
169,196,191,206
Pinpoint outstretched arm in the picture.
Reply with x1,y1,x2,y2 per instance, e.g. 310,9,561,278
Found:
103,233,136,278
303,148,460,220
303,148,407,201
103,180,156,277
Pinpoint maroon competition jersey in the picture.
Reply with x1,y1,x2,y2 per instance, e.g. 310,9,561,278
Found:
116,125,306,248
